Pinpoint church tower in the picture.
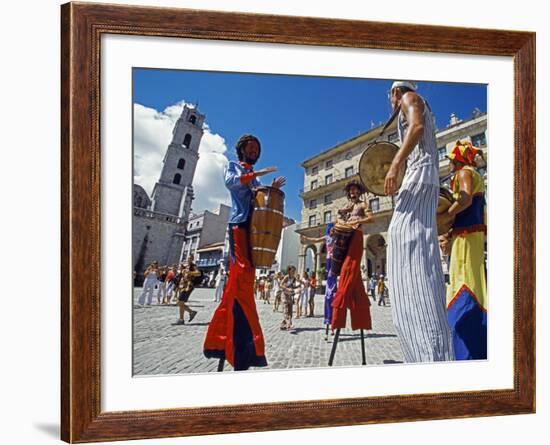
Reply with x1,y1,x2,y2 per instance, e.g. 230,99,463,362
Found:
150,104,205,218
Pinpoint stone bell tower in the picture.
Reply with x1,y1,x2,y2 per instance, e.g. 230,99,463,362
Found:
150,104,205,219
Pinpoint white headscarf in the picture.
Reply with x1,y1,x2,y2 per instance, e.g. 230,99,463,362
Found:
391,80,417,91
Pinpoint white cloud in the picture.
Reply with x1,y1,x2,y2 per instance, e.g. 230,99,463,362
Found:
133,101,231,214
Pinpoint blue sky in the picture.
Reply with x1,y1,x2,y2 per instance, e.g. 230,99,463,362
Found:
133,68,486,221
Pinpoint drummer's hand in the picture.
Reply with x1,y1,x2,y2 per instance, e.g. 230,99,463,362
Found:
384,162,401,195
272,176,286,188
255,166,277,177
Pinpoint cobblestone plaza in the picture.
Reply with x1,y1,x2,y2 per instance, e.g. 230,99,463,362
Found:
133,287,404,375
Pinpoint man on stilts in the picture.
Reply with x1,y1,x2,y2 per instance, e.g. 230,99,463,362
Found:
203,134,285,371
329,181,374,366
384,80,454,363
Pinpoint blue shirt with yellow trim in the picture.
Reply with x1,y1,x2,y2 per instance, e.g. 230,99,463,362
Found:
225,161,261,224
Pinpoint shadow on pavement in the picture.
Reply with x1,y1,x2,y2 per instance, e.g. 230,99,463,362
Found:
338,333,397,342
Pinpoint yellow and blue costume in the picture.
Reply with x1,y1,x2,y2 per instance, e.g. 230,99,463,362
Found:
446,141,487,360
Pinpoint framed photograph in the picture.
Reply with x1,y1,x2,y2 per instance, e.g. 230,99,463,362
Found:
61,2,535,442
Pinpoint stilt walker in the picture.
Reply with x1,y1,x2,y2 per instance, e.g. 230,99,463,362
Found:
203,134,286,371
329,181,373,366
301,223,338,341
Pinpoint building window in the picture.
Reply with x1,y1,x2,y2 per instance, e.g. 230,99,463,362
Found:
438,146,447,160
173,173,182,185
310,180,318,190
183,133,192,148
309,199,317,209
471,132,487,147
308,215,317,227
369,198,380,212
325,174,333,185
345,166,354,178
177,158,186,169
345,151,352,160
312,166,319,175
324,194,332,204
324,210,332,223
189,115,197,124
325,159,333,169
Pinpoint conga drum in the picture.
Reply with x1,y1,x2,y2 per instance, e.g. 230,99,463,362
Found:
436,187,455,235
330,223,355,276
358,141,405,196
250,186,285,268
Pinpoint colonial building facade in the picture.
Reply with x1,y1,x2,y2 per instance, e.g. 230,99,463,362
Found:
296,110,488,278
181,204,231,273
133,105,204,282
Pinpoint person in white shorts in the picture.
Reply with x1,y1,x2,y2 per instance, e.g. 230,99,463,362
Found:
137,261,159,306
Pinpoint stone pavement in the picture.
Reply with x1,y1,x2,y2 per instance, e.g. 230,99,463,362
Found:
133,287,403,375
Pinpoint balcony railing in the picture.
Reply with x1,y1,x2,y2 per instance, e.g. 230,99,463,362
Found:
196,258,222,267
134,207,185,224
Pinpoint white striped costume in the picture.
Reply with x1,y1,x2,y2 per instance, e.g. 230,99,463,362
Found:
387,96,454,363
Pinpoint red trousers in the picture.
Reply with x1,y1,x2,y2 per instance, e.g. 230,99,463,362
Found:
203,226,266,370
331,230,372,330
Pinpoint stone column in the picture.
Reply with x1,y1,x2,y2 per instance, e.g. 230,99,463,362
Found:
297,244,306,274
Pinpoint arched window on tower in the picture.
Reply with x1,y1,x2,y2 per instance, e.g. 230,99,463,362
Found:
177,158,185,170
183,133,192,148
189,115,197,124
173,173,182,185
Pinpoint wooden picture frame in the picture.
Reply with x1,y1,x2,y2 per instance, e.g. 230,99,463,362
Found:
61,2,535,442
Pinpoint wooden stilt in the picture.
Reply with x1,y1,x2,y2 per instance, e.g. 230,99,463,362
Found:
360,329,367,365
217,358,225,372
325,324,329,341
328,328,341,366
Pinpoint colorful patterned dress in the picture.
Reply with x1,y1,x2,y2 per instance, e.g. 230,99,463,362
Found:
447,165,487,360
324,223,337,325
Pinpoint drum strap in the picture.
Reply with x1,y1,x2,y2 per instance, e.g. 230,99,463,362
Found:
378,105,401,138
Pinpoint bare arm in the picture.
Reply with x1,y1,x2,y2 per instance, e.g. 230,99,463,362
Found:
446,169,474,217
384,92,425,195
392,92,425,166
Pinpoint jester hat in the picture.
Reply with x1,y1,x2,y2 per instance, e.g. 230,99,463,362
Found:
447,140,483,167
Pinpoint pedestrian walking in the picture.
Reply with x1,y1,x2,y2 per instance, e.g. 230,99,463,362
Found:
272,272,282,312
213,266,226,303
258,277,266,302
280,266,299,330
175,255,201,325
162,267,176,304
377,275,387,306
308,272,317,317
369,276,377,302
265,277,272,304
297,272,310,319
137,261,159,306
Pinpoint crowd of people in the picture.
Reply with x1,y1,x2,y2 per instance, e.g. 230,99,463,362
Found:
136,254,218,325
253,270,319,331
